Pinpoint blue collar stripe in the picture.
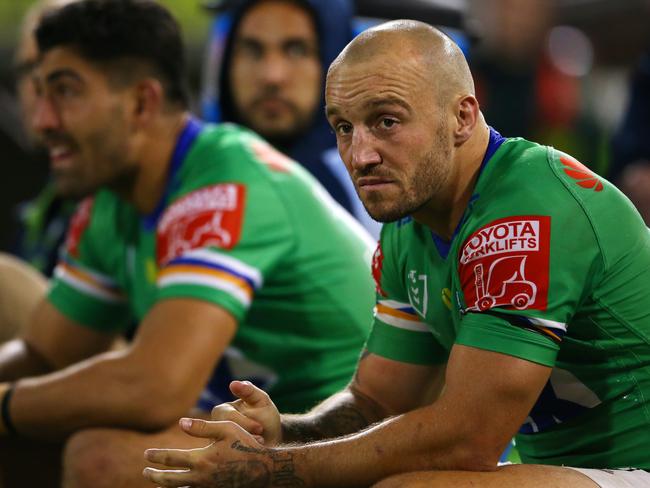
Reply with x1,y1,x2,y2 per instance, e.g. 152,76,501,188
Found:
142,116,204,229
430,126,506,259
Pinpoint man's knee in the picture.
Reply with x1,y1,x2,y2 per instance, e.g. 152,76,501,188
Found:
0,253,48,341
62,429,131,488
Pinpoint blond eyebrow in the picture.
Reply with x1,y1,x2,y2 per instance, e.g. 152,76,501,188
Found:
363,96,411,113
326,96,411,117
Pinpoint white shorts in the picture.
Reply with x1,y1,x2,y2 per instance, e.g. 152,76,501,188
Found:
566,467,650,488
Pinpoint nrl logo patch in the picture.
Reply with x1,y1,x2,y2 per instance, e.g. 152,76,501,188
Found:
407,269,428,317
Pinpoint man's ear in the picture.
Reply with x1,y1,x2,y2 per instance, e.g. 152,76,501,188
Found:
131,78,165,127
453,94,480,146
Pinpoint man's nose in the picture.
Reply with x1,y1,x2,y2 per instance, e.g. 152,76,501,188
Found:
260,51,291,85
31,96,61,134
351,128,381,170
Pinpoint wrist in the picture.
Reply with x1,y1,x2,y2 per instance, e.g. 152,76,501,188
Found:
0,382,17,436
0,383,11,435
273,446,313,488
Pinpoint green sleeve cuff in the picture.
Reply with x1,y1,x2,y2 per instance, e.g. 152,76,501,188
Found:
48,280,131,332
456,312,559,367
157,284,246,322
366,320,447,365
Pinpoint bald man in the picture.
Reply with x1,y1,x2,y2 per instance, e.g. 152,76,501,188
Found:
143,21,650,488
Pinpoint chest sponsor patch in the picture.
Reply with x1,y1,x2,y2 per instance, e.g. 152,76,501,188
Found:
459,216,550,312
157,184,245,265
65,197,95,258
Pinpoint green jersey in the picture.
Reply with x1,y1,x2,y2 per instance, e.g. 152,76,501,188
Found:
49,119,375,412
368,128,650,469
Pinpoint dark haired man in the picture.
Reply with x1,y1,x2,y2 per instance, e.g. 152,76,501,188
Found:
0,0,374,486
145,20,650,488
203,0,381,238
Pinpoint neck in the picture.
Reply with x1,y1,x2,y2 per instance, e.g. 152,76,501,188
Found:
413,121,490,239
118,112,190,214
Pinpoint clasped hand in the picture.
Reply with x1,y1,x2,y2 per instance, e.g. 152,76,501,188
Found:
142,381,298,488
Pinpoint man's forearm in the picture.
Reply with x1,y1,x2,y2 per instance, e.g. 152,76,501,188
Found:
280,386,388,443
285,402,498,488
8,348,186,439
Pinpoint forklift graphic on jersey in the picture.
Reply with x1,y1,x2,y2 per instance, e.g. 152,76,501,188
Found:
471,254,537,311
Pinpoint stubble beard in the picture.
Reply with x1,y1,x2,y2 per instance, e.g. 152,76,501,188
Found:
360,126,452,223
237,94,316,149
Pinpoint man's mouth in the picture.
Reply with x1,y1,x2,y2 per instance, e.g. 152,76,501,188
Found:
254,97,292,113
48,144,76,169
356,176,395,189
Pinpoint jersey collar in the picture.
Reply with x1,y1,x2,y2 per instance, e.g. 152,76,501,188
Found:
142,116,204,230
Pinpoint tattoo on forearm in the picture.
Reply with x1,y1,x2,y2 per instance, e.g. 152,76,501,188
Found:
211,460,270,488
229,441,305,487
270,451,304,487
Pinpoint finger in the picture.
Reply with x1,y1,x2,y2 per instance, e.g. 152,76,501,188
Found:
144,448,195,469
229,380,271,407
210,405,263,435
254,434,265,444
179,418,230,440
142,467,194,488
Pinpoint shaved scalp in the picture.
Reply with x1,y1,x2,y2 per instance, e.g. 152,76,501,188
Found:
328,19,474,105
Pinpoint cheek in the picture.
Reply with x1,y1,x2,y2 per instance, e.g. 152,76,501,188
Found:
335,141,353,170
229,61,256,102
294,61,322,105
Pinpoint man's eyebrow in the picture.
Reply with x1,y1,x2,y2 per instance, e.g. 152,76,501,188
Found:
364,97,411,112
45,68,83,84
13,59,38,80
234,36,260,44
325,96,412,119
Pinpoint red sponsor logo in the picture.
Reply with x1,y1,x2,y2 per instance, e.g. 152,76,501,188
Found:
459,216,550,312
65,197,95,258
371,242,387,297
250,139,293,173
157,184,245,265
560,155,603,192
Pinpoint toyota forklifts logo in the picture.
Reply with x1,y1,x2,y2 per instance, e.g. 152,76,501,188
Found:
459,216,550,312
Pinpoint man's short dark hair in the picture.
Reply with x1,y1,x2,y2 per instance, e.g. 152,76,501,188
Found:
35,0,189,107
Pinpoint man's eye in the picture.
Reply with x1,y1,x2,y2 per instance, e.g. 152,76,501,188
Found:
336,123,352,135
53,83,76,98
380,118,398,129
236,42,263,60
285,41,313,59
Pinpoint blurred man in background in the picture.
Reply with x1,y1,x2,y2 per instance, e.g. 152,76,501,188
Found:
201,0,381,238
0,0,78,344
10,0,79,278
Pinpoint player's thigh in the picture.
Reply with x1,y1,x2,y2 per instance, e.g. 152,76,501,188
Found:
62,417,211,488
372,464,599,488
